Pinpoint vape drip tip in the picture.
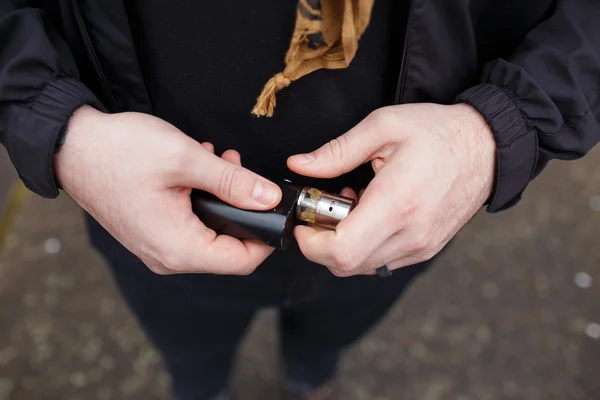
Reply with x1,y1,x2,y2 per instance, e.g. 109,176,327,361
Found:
295,187,356,229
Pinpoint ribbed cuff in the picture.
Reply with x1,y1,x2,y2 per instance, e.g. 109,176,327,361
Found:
5,77,104,198
455,83,538,212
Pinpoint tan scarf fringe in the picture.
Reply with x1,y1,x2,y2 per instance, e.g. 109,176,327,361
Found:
251,0,375,117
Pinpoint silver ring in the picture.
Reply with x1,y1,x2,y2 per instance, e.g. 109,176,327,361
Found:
376,264,392,278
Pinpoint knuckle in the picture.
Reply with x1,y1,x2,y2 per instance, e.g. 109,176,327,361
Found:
367,108,395,131
150,267,172,276
217,166,244,200
407,230,431,253
420,246,441,263
418,251,435,264
141,257,174,275
331,248,358,272
399,198,419,218
237,264,258,276
361,259,385,274
370,184,419,221
167,140,194,175
392,197,419,221
159,252,188,273
325,135,349,162
330,267,353,278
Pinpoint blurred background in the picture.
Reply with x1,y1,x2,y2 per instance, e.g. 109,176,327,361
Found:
0,145,598,400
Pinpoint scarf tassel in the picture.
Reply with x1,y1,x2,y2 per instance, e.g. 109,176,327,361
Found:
251,73,292,117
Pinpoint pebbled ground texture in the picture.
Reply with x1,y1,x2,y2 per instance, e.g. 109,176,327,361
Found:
0,146,599,400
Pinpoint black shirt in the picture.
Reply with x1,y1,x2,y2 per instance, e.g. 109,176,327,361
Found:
124,0,406,191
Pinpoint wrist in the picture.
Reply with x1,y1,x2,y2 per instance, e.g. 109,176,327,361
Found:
453,103,497,204
54,105,105,189
66,104,104,140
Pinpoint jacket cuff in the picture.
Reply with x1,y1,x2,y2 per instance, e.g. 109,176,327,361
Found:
455,83,538,213
5,77,103,198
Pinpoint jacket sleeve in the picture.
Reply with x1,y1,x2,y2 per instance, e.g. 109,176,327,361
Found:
456,0,600,212
0,2,103,198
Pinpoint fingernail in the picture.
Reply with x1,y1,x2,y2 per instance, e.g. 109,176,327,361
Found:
291,153,315,164
252,181,279,205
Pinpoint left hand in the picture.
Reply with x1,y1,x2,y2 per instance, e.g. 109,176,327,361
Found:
288,103,496,276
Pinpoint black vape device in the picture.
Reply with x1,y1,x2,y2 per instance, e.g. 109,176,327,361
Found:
190,180,356,250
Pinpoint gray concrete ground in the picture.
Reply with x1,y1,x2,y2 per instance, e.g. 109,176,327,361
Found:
0,147,599,400
0,148,16,217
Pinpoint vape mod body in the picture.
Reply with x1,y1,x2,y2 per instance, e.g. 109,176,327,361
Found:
191,180,355,250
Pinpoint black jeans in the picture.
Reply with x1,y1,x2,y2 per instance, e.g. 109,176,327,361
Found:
85,214,431,400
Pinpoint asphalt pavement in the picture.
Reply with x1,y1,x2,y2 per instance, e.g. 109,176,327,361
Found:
0,147,599,400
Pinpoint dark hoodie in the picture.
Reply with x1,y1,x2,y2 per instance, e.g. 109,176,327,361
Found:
121,0,407,191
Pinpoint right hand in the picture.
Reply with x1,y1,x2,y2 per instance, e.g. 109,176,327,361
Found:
54,105,282,275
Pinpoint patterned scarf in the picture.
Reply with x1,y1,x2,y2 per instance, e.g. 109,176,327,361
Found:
251,0,375,117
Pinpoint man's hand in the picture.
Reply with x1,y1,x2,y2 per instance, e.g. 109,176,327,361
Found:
55,105,282,275
288,103,496,276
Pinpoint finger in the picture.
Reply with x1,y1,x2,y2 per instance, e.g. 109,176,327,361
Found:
294,182,400,273
221,149,242,166
190,225,274,274
287,115,388,179
202,235,274,274
294,222,377,276
176,143,282,210
369,255,432,275
305,223,331,234
351,257,424,277
350,231,410,274
340,187,358,201
348,159,434,273
295,155,420,274
358,188,366,201
371,158,385,173
161,207,274,274
202,142,215,153
358,233,448,276
295,149,424,275
294,224,336,267
336,182,405,257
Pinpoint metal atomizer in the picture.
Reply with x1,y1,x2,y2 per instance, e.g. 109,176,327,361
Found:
295,187,355,229
191,180,356,250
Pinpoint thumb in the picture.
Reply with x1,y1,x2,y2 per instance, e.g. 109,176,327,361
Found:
287,120,386,178
178,146,282,210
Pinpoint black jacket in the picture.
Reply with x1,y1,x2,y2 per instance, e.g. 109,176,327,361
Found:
1,0,599,212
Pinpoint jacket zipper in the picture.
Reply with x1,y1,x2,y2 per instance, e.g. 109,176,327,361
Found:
70,0,118,111
395,0,414,104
